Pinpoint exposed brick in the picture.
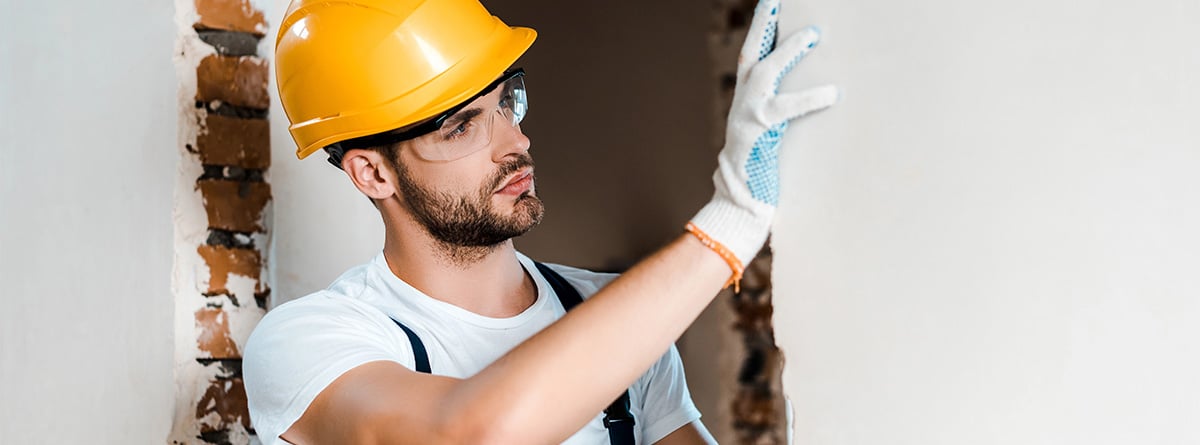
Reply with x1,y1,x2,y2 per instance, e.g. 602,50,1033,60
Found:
206,229,255,249
196,358,243,380
200,164,265,182
732,387,778,428
197,30,261,57
197,55,269,110
197,245,262,296
729,249,785,443
195,377,252,433
202,100,268,119
197,114,270,169
195,308,239,359
194,0,267,36
198,179,271,233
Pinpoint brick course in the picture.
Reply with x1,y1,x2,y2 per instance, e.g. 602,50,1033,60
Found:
197,244,263,296
198,179,271,233
197,114,270,169
195,307,240,359
194,0,267,36
196,55,270,110
195,377,252,433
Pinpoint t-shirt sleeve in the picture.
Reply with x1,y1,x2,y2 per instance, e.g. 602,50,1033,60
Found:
638,344,703,444
242,294,416,444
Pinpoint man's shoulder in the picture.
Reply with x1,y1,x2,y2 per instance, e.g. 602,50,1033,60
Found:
247,255,400,352
267,289,372,317
249,290,390,346
260,259,383,323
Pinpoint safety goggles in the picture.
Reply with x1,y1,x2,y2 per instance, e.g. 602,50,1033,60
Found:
329,69,528,166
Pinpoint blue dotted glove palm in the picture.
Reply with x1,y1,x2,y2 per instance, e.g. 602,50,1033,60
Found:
690,0,838,267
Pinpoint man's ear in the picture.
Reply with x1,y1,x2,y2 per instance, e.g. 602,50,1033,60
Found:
342,148,396,201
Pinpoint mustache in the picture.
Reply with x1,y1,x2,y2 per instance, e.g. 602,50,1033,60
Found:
487,153,536,191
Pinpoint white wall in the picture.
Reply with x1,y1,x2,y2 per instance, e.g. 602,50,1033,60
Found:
0,1,177,442
773,1,1200,443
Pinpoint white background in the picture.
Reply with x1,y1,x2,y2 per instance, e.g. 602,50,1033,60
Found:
773,1,1200,443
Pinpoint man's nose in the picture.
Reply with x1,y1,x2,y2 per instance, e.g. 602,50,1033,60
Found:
490,111,531,159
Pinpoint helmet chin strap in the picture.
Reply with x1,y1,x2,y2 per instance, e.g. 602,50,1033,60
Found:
325,145,346,169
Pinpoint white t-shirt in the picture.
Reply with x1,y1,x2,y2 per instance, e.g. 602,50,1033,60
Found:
244,252,700,444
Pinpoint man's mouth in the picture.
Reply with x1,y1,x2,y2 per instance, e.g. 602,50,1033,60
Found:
495,168,534,196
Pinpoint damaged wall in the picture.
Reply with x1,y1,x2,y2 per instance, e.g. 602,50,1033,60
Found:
0,2,178,443
772,1,1200,444
171,0,273,443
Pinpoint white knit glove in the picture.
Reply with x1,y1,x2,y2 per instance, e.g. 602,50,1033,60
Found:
690,0,838,269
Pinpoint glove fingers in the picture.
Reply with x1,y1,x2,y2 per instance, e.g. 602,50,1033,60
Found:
751,25,822,93
737,0,782,80
765,84,840,123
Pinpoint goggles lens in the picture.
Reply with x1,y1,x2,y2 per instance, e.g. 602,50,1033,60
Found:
409,75,527,162
327,69,528,168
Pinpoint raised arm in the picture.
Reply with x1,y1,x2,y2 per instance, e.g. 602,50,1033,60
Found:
283,2,837,443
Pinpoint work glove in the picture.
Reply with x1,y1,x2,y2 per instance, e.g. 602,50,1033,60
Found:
689,0,838,276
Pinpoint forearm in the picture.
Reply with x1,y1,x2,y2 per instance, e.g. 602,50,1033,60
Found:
445,233,730,443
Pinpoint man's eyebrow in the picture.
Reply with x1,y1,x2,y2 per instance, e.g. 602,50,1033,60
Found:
444,108,484,126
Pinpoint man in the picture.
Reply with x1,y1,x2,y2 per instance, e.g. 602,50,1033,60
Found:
244,0,837,443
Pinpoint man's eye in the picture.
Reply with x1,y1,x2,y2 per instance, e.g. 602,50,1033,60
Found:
445,121,470,139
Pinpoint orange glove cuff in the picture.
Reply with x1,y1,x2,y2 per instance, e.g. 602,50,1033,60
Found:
685,222,745,293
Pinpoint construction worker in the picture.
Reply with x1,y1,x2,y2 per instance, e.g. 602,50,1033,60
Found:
244,0,836,443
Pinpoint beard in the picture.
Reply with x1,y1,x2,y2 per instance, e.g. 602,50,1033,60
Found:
394,153,544,249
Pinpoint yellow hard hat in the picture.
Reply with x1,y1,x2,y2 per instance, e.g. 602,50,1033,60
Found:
275,0,537,159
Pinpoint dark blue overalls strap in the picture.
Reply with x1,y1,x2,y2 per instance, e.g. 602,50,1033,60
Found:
534,262,636,445
389,261,635,445
391,320,431,374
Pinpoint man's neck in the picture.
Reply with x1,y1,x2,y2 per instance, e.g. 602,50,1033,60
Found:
381,226,537,319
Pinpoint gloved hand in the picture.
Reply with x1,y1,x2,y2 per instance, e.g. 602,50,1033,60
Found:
689,0,838,275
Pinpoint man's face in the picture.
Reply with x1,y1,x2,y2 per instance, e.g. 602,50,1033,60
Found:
393,151,543,247
388,81,543,248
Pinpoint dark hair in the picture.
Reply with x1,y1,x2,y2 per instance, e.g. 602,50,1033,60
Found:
323,143,401,172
